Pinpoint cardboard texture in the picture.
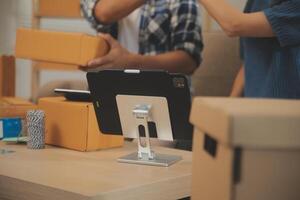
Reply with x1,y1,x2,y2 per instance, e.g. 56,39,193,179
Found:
0,56,15,97
190,97,300,149
38,97,124,152
0,97,37,118
15,28,109,66
36,0,82,18
190,97,300,200
34,62,79,71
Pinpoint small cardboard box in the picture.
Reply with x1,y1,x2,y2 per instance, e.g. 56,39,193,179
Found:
15,28,109,66
38,97,124,152
37,0,81,18
190,97,300,200
0,97,37,118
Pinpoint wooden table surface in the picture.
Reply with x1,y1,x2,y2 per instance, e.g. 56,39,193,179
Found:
0,142,192,200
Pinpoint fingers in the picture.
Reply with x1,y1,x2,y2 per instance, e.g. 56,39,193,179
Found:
80,33,119,71
86,64,114,72
98,33,118,47
79,55,112,72
87,55,112,67
81,63,116,72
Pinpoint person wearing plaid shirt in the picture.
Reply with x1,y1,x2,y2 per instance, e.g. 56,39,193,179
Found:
80,0,203,75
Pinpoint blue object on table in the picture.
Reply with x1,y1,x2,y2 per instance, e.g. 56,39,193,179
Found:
0,120,2,139
0,118,22,139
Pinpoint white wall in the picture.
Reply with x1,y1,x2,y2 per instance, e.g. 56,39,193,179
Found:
0,0,17,54
0,0,247,100
203,0,247,31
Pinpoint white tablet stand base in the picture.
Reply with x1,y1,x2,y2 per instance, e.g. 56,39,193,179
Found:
117,97,182,167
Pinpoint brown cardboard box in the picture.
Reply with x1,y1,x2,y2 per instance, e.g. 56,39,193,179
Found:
0,97,37,118
190,97,300,200
38,97,124,152
0,56,15,97
36,0,82,18
15,28,109,66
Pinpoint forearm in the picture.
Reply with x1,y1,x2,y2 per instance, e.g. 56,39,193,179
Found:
230,65,245,97
200,0,274,37
94,0,144,23
128,51,197,75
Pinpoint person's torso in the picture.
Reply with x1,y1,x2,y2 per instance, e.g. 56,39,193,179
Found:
115,0,199,56
138,0,173,55
118,8,141,53
241,0,300,99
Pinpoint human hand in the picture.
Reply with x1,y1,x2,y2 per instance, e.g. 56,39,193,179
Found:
81,33,135,71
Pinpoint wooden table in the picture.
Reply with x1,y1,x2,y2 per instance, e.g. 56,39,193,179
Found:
0,142,192,200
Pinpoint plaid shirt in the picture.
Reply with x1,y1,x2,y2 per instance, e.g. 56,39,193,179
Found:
80,0,203,65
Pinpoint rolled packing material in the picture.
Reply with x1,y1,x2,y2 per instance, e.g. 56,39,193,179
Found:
27,110,45,150
15,28,109,66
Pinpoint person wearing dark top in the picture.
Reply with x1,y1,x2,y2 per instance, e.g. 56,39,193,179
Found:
200,0,300,99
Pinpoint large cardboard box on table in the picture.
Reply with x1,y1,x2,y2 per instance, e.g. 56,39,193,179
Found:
15,28,109,66
190,97,300,200
0,97,37,118
38,97,124,152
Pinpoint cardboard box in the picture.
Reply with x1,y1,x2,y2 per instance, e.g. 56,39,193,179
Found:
36,0,82,18
0,97,37,118
190,97,300,200
15,28,109,66
0,56,15,97
38,97,124,151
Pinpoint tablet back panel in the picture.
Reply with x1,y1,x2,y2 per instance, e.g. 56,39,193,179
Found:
87,70,193,140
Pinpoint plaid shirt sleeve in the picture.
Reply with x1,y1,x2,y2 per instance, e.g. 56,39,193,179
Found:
170,0,203,66
80,0,118,35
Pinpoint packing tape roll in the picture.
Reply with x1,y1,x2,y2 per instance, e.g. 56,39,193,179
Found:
26,110,45,149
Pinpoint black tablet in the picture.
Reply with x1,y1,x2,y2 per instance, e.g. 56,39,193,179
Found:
87,70,193,140
54,89,92,102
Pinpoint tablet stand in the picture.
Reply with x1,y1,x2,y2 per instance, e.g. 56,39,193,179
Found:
117,103,182,167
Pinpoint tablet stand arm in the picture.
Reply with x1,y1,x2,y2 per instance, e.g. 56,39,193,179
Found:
133,104,155,160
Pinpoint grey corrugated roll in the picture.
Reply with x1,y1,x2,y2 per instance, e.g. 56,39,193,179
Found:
26,110,45,149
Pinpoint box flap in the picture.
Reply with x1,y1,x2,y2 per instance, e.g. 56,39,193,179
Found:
190,97,300,149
